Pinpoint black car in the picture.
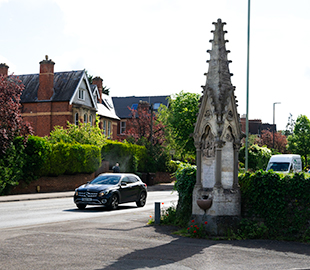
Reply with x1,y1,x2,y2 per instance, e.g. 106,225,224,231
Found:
74,173,147,210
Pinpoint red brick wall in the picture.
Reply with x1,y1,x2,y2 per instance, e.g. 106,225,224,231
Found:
22,101,73,136
9,172,174,194
9,173,95,194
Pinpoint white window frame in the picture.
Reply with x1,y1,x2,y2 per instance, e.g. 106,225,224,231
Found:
84,114,87,123
78,89,85,100
89,115,93,126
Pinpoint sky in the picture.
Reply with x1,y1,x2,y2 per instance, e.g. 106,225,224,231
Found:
1,0,310,131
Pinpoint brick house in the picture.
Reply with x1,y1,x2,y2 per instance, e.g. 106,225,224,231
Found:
92,77,120,138
112,95,169,137
240,115,276,135
0,57,119,139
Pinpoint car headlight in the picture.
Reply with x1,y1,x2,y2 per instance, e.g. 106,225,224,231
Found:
75,190,79,196
98,190,110,197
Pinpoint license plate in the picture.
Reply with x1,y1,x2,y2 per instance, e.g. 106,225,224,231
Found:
82,198,92,201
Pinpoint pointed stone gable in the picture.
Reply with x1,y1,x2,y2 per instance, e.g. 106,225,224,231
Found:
194,18,241,144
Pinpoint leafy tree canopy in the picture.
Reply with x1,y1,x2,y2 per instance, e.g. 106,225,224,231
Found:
158,91,200,160
0,75,33,154
46,120,106,148
255,130,288,154
123,103,166,147
287,114,310,166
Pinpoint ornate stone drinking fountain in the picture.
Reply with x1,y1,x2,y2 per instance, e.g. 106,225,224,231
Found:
192,19,243,236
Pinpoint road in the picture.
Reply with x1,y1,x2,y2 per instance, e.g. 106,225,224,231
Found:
0,190,310,270
0,190,178,229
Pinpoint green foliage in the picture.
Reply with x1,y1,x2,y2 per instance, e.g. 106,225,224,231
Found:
102,140,147,173
239,171,310,240
239,144,272,171
23,136,52,180
237,219,269,239
46,142,101,176
47,122,106,148
287,114,310,166
186,218,208,238
0,139,25,194
174,163,197,226
158,91,200,159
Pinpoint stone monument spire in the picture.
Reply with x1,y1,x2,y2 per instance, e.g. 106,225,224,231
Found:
192,19,243,236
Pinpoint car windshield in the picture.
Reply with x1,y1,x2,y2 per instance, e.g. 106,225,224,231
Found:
267,162,290,172
90,175,121,185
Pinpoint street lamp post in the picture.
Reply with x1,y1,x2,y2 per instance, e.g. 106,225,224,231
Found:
273,102,281,149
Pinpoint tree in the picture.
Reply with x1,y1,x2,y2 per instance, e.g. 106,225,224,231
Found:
123,103,165,146
158,91,201,160
0,75,33,154
47,120,106,148
284,113,295,136
120,103,168,172
86,70,110,95
287,115,310,166
239,144,272,171
256,130,288,153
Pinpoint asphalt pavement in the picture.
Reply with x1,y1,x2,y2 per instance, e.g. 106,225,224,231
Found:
0,182,175,203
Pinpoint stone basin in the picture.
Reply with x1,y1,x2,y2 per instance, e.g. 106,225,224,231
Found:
197,198,213,211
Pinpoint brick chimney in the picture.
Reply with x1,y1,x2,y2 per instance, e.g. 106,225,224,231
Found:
38,55,55,100
0,63,9,76
92,76,103,103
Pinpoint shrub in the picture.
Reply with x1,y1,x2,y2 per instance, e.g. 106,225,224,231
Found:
174,163,196,226
239,170,310,240
45,142,101,176
0,139,25,195
23,136,52,180
101,140,147,173
239,144,272,171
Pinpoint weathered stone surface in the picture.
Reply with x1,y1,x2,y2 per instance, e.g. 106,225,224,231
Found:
192,19,243,236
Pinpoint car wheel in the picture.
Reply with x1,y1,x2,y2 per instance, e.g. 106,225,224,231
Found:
109,194,119,210
76,204,86,210
136,191,146,207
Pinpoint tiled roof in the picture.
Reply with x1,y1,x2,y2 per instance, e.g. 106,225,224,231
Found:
18,70,84,103
112,95,169,118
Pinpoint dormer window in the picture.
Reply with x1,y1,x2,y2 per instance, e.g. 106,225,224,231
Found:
79,89,85,100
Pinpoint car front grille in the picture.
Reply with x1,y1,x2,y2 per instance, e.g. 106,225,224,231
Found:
78,191,98,197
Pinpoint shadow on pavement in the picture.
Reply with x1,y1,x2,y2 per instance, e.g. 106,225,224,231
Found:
95,224,310,270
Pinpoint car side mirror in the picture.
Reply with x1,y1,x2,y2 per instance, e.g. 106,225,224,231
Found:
121,181,127,186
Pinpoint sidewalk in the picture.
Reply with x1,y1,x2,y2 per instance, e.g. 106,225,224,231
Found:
0,182,175,203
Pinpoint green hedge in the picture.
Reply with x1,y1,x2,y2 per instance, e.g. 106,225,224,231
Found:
101,140,147,173
46,142,101,176
239,170,310,240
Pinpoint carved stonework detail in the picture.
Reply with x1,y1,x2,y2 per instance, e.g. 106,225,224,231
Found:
204,110,212,119
202,140,215,158
227,110,233,121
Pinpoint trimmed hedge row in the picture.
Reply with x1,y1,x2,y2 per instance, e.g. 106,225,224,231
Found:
0,136,101,195
239,170,310,240
101,140,147,173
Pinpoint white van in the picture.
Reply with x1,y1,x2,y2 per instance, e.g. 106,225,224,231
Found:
266,154,302,173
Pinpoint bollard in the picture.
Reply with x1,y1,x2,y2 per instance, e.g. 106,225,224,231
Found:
154,202,161,224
